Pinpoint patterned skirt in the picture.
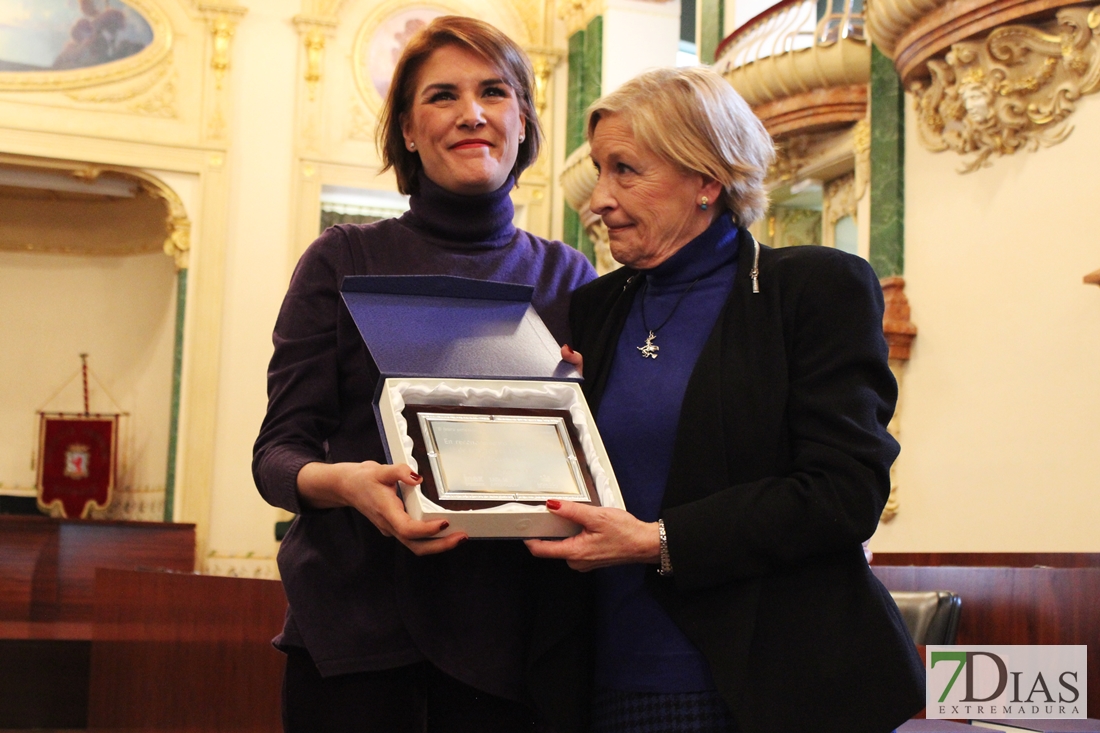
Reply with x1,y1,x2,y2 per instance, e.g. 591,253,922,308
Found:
590,689,738,733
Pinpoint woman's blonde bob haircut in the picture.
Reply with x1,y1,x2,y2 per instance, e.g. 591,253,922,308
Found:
585,66,774,227
378,16,542,196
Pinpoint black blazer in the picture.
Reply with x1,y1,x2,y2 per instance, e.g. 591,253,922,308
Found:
558,228,925,733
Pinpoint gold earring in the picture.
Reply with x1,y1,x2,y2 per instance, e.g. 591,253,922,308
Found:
700,196,709,211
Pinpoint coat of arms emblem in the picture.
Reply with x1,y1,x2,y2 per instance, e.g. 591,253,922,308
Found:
64,443,91,480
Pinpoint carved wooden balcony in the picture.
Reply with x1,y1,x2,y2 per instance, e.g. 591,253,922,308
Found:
716,0,871,138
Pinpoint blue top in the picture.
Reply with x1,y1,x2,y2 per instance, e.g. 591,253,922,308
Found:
594,214,739,692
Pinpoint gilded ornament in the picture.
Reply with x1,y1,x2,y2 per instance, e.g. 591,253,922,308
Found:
853,116,871,199
128,72,178,118
304,31,326,101
911,5,1100,172
557,0,602,36
199,4,246,89
0,159,191,269
139,178,192,270
209,16,234,89
526,47,563,119
293,15,338,102
766,135,812,185
348,103,374,141
207,107,227,140
822,172,857,249
65,57,171,105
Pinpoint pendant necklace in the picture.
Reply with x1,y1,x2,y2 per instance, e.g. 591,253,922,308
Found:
637,277,701,359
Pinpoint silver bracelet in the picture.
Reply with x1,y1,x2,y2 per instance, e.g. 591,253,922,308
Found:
657,519,673,577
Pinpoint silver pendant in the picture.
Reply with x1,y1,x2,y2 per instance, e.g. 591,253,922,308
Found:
637,331,659,359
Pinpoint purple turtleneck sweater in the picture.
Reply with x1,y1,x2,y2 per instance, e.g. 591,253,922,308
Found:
595,215,739,692
253,174,595,695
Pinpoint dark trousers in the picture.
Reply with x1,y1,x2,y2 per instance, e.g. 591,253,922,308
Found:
282,646,539,733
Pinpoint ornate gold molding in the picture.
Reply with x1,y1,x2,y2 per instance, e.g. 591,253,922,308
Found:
0,157,190,269
912,5,1100,172
557,0,604,36
767,135,815,185
525,47,563,120
198,4,248,90
86,165,192,269
853,116,871,199
65,55,171,104
822,172,857,249
0,0,174,92
293,15,339,102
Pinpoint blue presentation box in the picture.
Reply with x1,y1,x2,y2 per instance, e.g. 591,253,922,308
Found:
341,275,625,538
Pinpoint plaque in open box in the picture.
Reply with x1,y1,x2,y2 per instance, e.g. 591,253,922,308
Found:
402,405,601,511
342,275,626,538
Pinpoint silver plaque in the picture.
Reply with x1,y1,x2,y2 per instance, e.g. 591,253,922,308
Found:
417,412,591,503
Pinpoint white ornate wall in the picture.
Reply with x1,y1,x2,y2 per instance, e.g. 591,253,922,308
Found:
868,91,1100,552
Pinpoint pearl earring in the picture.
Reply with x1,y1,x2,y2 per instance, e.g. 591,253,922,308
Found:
408,142,416,151
700,196,709,211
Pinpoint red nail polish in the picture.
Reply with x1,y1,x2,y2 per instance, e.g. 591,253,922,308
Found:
546,499,562,510
410,472,422,481
440,521,449,530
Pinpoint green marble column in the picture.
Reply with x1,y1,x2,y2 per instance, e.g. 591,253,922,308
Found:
699,0,724,63
582,16,603,117
562,16,602,262
163,267,187,522
869,45,905,278
566,29,587,156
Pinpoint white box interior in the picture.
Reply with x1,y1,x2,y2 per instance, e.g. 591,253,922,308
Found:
377,377,625,538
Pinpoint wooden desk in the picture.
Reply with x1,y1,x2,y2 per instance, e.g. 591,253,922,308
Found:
0,517,195,729
872,559,1100,718
88,568,287,732
0,516,195,624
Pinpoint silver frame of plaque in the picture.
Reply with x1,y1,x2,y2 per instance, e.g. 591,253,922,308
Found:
416,412,591,503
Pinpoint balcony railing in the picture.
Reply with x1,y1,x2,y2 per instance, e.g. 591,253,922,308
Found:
717,0,866,71
715,0,870,136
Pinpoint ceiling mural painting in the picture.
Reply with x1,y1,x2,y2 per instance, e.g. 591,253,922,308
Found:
353,4,446,108
0,0,170,92
0,0,153,73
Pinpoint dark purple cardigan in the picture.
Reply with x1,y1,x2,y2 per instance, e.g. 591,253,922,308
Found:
252,175,595,701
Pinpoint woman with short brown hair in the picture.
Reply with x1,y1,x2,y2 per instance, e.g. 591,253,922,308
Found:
254,16,594,732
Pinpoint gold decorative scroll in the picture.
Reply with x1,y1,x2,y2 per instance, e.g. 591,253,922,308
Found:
525,47,563,120
853,116,870,199
822,172,856,250
767,135,814,185
72,164,192,269
911,5,1100,172
293,14,339,102
198,4,248,90
0,157,191,270
557,0,604,36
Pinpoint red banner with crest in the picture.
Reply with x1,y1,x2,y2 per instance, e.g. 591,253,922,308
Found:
36,414,118,519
